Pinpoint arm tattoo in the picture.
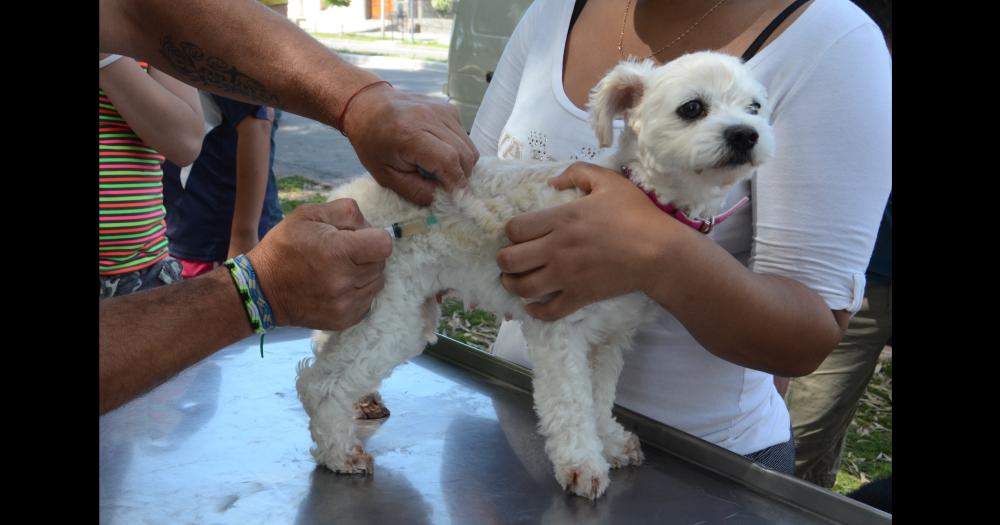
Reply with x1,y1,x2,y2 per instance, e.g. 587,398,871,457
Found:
160,36,280,107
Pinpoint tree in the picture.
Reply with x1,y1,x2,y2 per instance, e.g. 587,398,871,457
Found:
430,0,453,15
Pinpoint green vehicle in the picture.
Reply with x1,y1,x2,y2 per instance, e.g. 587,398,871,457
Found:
446,0,533,132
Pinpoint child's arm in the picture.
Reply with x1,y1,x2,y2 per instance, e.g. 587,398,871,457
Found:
100,54,204,166
228,107,274,259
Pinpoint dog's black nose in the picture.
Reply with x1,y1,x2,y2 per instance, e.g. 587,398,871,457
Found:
725,126,759,152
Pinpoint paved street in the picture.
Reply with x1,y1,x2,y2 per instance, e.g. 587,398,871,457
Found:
272,53,450,187
314,35,450,61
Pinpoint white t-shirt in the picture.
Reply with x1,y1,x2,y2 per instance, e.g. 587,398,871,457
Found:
470,0,892,455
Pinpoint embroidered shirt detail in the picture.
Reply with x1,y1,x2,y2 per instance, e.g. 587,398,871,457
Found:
498,132,523,160
527,131,553,161
569,145,599,161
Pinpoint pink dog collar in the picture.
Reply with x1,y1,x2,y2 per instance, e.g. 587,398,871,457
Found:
622,166,749,234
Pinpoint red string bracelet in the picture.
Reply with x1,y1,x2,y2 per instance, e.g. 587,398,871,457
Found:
336,80,393,137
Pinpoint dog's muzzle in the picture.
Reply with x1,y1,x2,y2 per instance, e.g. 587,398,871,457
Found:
720,125,759,167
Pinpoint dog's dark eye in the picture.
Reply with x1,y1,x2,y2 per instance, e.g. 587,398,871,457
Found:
677,99,706,121
747,101,761,115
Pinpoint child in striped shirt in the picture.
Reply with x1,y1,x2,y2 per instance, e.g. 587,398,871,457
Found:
99,53,204,298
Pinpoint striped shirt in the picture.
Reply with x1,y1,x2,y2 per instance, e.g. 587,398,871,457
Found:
99,61,170,276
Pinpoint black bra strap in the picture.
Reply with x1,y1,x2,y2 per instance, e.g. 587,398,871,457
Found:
741,0,811,61
570,0,588,33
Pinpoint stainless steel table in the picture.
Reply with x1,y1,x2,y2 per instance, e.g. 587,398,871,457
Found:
100,327,890,524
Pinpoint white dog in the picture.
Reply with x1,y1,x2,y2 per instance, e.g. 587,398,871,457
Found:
296,52,774,499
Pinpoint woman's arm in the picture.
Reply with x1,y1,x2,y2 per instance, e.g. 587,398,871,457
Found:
498,165,847,377
229,107,274,258
100,56,204,165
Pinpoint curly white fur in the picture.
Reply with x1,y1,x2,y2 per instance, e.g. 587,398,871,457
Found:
296,52,774,499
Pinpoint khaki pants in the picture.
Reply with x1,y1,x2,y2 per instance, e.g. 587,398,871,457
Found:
784,280,891,488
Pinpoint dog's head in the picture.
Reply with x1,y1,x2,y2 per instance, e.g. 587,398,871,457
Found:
588,52,774,211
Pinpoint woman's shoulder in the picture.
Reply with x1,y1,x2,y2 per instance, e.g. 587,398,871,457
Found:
501,0,575,57
753,0,887,80
789,0,884,45
518,0,573,25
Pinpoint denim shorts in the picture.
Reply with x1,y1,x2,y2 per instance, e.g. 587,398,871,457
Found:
99,257,183,299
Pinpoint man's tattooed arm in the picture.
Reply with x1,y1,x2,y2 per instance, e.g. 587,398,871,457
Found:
160,36,280,107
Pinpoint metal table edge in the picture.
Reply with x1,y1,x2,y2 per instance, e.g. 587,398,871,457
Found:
424,334,892,524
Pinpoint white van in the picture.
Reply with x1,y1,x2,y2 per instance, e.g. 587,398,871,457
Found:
445,0,533,132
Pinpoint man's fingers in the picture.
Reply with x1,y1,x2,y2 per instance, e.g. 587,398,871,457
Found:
405,132,467,193
350,271,383,292
379,167,437,206
432,123,478,178
350,271,385,299
340,228,393,265
438,111,479,176
349,258,386,288
332,279,385,330
349,274,387,321
298,198,368,230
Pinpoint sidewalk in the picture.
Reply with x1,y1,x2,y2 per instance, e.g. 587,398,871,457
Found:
313,33,449,62
334,51,448,73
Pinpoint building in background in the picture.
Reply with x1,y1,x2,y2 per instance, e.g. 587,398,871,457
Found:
289,0,456,41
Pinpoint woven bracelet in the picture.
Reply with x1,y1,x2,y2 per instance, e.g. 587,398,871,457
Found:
224,254,276,357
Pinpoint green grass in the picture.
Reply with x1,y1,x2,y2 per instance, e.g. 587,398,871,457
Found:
833,359,892,494
278,175,325,192
277,175,331,214
437,298,499,350
280,194,328,215
311,32,449,49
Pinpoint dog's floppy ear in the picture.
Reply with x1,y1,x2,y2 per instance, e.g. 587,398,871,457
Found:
588,59,655,148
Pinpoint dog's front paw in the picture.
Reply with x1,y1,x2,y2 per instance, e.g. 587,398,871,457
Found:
556,459,610,500
605,431,644,468
320,445,375,475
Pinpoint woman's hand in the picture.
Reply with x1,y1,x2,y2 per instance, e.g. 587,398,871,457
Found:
496,162,847,376
496,162,679,321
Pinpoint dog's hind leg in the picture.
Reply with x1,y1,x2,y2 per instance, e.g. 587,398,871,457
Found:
296,288,433,475
589,332,644,468
355,391,390,420
522,318,610,500
353,297,439,421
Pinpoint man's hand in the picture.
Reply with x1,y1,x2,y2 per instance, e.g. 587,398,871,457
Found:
496,162,682,321
247,198,393,330
342,84,478,206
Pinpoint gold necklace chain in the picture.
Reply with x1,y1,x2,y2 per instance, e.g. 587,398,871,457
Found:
617,0,731,60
